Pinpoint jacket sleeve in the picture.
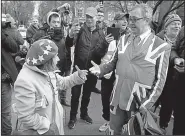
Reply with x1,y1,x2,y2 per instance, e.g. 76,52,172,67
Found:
143,44,171,109
2,30,20,53
15,30,25,45
56,71,85,90
26,29,34,44
14,78,50,134
99,48,118,77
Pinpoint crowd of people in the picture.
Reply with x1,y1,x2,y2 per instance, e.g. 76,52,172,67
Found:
1,2,184,135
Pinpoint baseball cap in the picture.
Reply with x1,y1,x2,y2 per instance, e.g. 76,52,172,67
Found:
86,7,98,17
114,13,129,20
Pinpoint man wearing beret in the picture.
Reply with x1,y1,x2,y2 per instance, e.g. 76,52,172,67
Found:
90,4,171,134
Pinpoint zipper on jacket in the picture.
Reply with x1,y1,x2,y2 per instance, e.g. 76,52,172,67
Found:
85,31,92,69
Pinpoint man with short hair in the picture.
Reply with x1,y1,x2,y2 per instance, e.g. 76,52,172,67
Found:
26,17,40,45
99,12,131,132
65,7,114,129
89,4,171,135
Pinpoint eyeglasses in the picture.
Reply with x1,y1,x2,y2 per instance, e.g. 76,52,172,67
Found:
129,16,144,23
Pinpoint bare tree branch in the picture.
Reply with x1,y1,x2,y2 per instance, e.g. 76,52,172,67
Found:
152,0,163,15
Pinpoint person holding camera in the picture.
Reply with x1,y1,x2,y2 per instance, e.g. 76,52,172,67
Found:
65,7,114,129
98,12,130,132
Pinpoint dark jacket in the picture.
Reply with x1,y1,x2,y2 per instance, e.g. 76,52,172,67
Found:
26,24,39,44
5,27,24,46
65,23,109,70
1,29,20,83
32,27,67,75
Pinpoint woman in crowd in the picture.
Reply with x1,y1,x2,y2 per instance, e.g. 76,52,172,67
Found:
155,14,182,132
14,39,88,135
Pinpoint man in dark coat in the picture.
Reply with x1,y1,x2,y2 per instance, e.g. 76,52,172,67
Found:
65,7,114,129
1,14,20,135
170,26,185,135
26,17,40,45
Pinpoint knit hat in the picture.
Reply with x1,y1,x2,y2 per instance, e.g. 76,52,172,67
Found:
164,14,182,29
114,13,129,21
46,12,61,26
86,7,98,18
26,39,58,66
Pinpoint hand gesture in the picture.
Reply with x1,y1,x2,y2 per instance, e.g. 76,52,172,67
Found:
89,61,101,77
105,34,114,44
75,65,88,81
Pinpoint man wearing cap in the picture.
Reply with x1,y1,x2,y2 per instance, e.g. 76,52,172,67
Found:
65,7,114,129
89,4,171,134
99,12,131,132
154,14,182,132
2,14,20,135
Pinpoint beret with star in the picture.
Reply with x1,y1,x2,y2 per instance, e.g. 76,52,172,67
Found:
26,39,58,66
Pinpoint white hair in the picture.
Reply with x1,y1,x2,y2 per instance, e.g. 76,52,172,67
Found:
132,3,153,23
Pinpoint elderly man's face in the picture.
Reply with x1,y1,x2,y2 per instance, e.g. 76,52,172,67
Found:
86,14,97,28
115,17,128,31
32,18,39,27
49,16,61,28
166,21,181,37
129,8,147,35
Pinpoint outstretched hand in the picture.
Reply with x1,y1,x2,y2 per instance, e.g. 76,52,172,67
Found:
75,65,88,81
89,61,101,77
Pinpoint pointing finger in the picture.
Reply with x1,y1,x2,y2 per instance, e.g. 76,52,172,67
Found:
91,61,98,67
75,65,81,72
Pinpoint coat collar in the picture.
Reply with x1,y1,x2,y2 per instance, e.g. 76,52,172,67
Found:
23,63,60,77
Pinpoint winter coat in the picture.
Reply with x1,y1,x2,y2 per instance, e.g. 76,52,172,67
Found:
65,23,109,70
1,29,20,83
5,27,24,46
26,24,39,44
14,63,85,135
99,31,171,111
